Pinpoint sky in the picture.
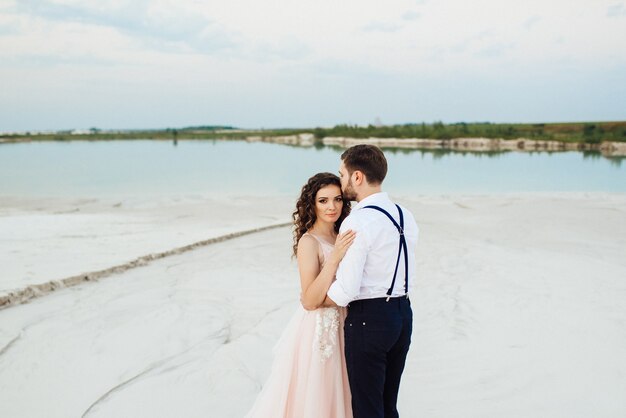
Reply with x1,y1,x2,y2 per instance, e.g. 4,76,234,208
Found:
1,0,625,131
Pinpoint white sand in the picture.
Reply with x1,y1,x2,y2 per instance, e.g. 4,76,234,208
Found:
1,193,625,417
0,195,294,296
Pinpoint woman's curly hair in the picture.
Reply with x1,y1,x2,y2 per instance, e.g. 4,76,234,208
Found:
292,172,351,256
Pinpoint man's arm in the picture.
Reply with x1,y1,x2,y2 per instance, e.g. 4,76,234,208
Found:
326,217,368,307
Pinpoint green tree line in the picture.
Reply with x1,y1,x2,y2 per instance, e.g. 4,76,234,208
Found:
312,121,626,143
3,121,625,144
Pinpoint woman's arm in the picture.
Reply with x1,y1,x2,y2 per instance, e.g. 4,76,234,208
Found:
297,231,355,311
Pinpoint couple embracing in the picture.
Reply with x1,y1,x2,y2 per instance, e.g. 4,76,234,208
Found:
246,145,419,418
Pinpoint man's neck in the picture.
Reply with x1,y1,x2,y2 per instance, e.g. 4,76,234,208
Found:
356,187,383,203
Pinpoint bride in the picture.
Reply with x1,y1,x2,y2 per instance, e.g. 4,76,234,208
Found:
245,172,355,418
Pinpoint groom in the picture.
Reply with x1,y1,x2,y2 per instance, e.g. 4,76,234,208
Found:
325,144,418,418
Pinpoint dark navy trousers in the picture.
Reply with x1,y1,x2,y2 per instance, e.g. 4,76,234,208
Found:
344,297,413,418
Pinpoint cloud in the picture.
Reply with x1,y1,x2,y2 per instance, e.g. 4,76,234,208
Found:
362,21,403,33
4,53,116,68
18,1,158,33
607,2,626,17
523,15,541,30
475,42,516,59
402,11,421,21
246,39,312,62
312,59,392,78
15,0,238,55
0,21,19,37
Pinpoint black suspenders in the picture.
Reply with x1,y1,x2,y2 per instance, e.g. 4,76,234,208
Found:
363,204,409,301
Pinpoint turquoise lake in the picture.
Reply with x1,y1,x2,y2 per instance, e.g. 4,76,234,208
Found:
0,140,624,197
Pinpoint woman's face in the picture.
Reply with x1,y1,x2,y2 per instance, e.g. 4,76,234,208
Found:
314,184,343,224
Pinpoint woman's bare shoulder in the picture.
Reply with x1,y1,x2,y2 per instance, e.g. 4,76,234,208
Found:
297,233,320,259
298,233,318,249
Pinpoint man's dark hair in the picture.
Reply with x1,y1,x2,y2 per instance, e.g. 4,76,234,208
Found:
341,144,388,185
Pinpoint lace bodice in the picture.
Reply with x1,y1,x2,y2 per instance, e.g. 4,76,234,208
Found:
303,232,342,362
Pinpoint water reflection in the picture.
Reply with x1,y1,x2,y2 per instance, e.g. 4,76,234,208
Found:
380,146,624,165
582,151,623,167
0,140,624,197
607,158,623,168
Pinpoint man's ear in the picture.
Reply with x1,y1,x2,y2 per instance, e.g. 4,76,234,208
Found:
353,170,363,186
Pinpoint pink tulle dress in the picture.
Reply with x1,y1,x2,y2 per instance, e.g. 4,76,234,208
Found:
245,233,352,418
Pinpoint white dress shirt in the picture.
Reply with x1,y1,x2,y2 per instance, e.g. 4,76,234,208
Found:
327,192,419,307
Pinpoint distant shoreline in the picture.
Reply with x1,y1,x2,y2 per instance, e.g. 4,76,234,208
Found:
2,133,625,156
248,133,626,157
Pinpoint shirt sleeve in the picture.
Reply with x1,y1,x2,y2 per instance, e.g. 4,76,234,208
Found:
327,215,368,307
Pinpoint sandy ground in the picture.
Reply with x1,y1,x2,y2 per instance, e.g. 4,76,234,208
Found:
0,195,295,297
1,193,625,417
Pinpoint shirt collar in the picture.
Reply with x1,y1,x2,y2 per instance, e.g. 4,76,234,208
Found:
353,192,389,210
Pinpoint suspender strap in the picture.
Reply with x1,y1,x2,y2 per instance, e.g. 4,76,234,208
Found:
363,204,409,301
